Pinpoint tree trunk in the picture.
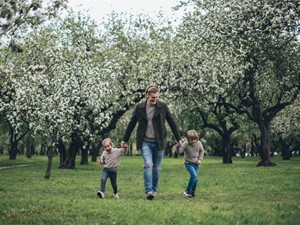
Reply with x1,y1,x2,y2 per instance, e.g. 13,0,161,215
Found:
279,137,290,160
40,142,46,155
129,142,133,156
62,146,77,169
58,139,67,168
60,133,82,169
80,146,89,165
44,145,54,179
9,130,18,160
19,142,25,155
223,144,233,163
61,148,77,169
250,135,260,157
174,145,179,158
91,142,100,162
222,134,233,164
256,120,275,166
165,141,175,157
241,143,247,158
31,143,36,156
0,144,3,155
250,137,255,157
26,141,31,158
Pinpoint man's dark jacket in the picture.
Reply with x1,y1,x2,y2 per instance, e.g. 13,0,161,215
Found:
123,101,181,151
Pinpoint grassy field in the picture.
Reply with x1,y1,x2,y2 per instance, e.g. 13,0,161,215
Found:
0,155,299,225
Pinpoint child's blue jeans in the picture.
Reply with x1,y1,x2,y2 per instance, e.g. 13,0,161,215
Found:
185,162,199,195
100,168,118,194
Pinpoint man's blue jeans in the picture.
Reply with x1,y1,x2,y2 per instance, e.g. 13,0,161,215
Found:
185,162,199,195
141,140,164,194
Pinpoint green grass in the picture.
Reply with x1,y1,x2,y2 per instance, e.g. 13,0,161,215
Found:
0,155,299,225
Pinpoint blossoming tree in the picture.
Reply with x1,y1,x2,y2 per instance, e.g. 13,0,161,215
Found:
172,0,299,166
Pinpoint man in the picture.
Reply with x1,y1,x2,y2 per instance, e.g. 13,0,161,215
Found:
121,84,182,200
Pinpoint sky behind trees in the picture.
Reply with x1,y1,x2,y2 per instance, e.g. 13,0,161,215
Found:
67,0,188,23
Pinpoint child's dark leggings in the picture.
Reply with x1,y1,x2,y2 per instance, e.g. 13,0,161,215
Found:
100,168,118,194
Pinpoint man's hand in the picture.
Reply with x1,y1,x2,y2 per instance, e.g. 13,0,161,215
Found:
121,141,128,149
178,140,183,147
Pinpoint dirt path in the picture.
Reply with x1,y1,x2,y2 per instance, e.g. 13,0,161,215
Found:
0,164,32,170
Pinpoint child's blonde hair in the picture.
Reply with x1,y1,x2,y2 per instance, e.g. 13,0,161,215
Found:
186,130,199,141
102,138,114,147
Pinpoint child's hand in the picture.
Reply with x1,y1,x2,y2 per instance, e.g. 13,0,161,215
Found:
96,160,101,166
120,148,126,155
96,159,105,166
195,159,202,165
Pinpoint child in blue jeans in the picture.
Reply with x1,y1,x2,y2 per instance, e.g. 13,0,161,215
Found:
97,138,126,199
178,130,204,197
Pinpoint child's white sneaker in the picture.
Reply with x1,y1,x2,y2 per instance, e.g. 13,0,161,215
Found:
184,191,192,197
114,193,119,199
97,191,104,199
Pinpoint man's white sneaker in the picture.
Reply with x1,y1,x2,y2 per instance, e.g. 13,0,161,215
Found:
146,192,155,200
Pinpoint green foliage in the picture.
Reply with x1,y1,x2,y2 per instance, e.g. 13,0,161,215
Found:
174,0,299,164
0,0,299,162
0,156,299,225
0,0,68,37
0,10,177,149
